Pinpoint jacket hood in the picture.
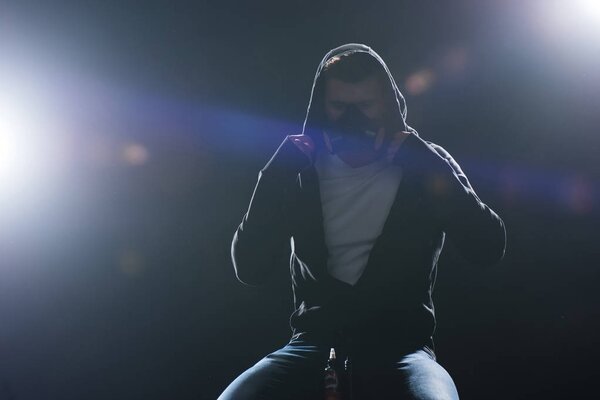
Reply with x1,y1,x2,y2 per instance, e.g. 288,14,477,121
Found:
301,43,418,154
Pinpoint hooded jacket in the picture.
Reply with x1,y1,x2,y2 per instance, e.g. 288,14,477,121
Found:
231,44,506,355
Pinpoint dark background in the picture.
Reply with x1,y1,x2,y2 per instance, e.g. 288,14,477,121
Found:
0,1,598,399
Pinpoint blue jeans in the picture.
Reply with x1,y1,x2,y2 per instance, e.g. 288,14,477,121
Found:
217,335,459,400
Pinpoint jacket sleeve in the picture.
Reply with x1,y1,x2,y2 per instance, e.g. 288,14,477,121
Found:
393,133,506,267
231,136,310,286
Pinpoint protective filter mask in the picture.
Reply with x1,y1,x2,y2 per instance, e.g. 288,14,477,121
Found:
324,103,382,154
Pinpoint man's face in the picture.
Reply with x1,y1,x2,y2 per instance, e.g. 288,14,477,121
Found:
324,75,389,127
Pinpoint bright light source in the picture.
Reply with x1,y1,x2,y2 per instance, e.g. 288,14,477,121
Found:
0,70,70,224
537,0,600,44
578,0,600,19
0,99,47,198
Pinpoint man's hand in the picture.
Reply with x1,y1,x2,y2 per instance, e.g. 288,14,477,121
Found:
288,134,316,164
374,127,411,162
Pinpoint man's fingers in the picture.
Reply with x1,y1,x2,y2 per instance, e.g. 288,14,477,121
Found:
289,134,315,160
289,134,314,149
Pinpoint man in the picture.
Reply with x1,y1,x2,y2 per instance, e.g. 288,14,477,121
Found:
219,43,506,399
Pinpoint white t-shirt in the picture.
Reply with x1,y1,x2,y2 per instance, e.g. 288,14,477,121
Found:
314,148,403,285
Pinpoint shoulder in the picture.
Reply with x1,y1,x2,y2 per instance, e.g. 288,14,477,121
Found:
425,140,451,160
423,139,464,175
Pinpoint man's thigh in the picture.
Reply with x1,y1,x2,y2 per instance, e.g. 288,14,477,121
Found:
400,350,459,399
217,342,328,400
353,349,460,400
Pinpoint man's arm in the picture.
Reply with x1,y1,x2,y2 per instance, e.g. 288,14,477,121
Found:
393,133,506,267
231,136,311,286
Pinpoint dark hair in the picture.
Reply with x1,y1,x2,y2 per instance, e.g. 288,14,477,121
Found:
320,51,388,83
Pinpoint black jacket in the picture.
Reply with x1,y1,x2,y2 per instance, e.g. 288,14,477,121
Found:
231,44,506,355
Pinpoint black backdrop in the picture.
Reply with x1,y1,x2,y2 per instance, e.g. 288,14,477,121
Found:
0,1,598,399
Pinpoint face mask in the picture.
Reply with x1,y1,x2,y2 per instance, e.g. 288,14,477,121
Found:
324,104,381,154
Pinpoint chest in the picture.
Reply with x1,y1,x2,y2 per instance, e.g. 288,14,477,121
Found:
318,163,403,246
